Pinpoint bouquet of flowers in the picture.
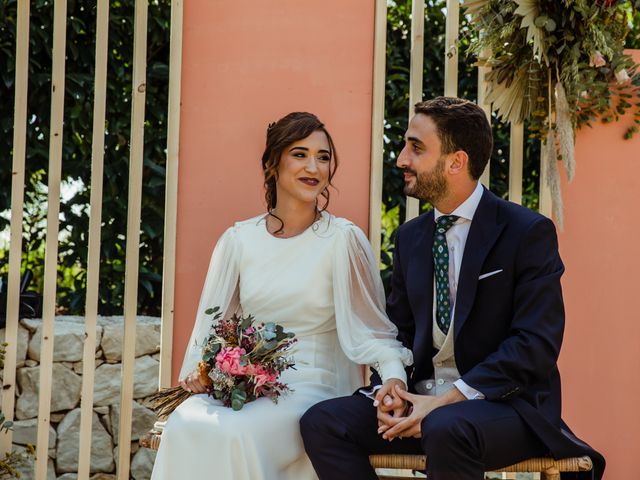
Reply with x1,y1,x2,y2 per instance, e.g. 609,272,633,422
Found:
149,306,296,415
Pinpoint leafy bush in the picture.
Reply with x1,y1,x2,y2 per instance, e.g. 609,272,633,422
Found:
0,0,171,315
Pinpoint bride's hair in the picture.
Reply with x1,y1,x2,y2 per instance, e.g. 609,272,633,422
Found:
261,112,338,231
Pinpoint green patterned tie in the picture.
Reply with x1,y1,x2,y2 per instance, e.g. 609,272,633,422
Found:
433,215,459,334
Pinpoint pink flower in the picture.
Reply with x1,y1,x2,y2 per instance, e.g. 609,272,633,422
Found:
243,363,258,376
615,68,630,84
253,365,278,387
589,51,606,68
215,347,247,375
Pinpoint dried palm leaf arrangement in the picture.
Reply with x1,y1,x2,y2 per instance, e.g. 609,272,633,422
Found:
463,0,640,226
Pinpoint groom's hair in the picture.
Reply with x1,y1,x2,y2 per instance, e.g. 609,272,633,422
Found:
414,97,493,180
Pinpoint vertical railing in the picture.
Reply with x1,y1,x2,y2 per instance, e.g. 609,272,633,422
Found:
35,0,68,477
477,48,491,187
3,0,182,477
443,0,459,98
116,0,149,478
509,122,524,205
404,0,425,222
368,0,387,265
159,0,184,389
76,0,109,478
539,147,552,216
0,0,30,455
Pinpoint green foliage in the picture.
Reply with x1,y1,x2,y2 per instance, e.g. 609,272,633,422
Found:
0,0,171,315
628,6,640,48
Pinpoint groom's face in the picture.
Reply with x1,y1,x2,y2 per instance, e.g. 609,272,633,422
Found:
397,114,448,204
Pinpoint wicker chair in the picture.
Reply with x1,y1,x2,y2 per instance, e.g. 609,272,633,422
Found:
141,430,592,480
369,454,593,480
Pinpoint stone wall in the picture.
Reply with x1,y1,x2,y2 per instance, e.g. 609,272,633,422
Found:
1,316,161,479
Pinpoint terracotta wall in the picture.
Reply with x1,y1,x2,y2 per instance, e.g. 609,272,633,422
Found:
558,50,640,479
173,0,375,382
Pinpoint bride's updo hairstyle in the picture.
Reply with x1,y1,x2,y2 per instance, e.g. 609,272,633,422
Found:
261,112,339,214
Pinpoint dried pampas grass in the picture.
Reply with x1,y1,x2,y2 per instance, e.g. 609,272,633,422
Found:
544,128,563,230
555,82,575,182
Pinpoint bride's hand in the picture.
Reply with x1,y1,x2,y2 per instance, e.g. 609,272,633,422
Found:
179,369,208,394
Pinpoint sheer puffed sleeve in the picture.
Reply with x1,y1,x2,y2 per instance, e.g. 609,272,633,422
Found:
179,226,241,380
332,221,413,385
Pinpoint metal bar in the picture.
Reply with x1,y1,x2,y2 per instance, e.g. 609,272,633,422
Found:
368,0,387,266
159,0,184,388
405,0,425,222
539,141,552,217
444,0,460,97
477,48,491,187
0,0,30,455
77,0,109,477
509,122,524,205
116,0,149,477
35,0,68,477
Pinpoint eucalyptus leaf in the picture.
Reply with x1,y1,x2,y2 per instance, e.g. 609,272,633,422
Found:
544,18,556,32
262,330,277,341
264,340,278,351
202,351,214,362
534,15,549,28
231,387,247,410
240,315,254,330
232,398,245,411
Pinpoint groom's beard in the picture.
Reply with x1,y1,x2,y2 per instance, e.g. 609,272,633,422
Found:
403,155,448,205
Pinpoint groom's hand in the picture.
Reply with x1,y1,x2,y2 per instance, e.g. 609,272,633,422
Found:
380,385,466,441
374,378,407,429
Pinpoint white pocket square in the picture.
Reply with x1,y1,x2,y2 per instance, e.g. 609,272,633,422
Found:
478,269,503,280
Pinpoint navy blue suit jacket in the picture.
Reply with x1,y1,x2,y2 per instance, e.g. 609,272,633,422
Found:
387,187,604,478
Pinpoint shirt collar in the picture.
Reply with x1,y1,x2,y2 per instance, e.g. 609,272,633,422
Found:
434,181,484,223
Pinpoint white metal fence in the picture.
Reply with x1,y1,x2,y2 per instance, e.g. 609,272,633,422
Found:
1,1,183,479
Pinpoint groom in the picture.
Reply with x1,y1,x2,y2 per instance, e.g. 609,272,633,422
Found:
301,97,604,479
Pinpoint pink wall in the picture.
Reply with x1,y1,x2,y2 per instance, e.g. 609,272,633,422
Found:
173,1,375,382
558,51,640,479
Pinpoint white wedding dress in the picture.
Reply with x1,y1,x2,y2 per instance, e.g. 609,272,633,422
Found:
151,212,412,480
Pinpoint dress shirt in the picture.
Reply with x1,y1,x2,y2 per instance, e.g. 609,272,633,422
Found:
433,181,485,400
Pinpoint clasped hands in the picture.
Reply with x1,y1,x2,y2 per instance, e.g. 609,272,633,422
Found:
374,379,465,441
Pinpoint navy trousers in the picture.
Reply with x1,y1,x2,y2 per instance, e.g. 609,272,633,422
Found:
301,394,548,480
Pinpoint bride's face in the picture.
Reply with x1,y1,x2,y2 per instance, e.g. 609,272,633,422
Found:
275,130,332,206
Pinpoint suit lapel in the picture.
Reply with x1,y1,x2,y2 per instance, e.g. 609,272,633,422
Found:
409,212,435,373
453,188,506,338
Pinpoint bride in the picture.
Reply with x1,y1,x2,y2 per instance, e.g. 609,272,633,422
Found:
150,112,412,480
